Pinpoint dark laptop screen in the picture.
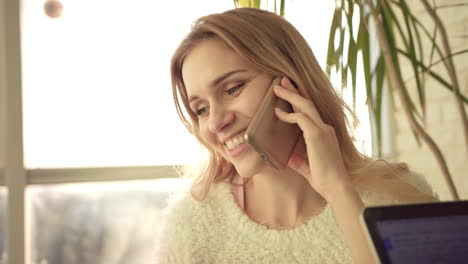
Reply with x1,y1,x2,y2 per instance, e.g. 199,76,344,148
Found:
375,215,468,263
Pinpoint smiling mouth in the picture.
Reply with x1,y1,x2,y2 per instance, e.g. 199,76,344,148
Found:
225,134,247,151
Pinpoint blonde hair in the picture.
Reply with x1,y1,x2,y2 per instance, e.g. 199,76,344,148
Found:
170,8,434,202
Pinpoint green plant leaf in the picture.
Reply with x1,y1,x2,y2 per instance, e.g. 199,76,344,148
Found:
384,0,409,50
254,0,261,8
234,0,250,8
326,9,342,75
437,3,468,9
348,38,358,110
346,0,355,40
381,2,423,121
280,0,285,16
356,5,373,117
400,0,426,121
338,19,346,75
410,6,426,112
357,19,371,103
375,56,386,156
397,49,468,104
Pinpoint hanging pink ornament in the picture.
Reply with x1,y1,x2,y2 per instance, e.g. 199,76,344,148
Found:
44,0,63,18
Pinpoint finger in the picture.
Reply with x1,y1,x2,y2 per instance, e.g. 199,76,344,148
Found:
278,77,302,114
287,152,311,178
274,85,325,127
275,107,319,138
280,76,297,91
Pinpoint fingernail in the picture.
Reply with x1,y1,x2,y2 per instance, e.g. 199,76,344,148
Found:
274,85,283,90
283,77,297,88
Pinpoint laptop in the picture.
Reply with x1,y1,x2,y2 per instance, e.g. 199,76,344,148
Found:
361,200,468,264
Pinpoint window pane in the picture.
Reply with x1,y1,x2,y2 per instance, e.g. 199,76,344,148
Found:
21,0,232,168
22,0,372,168
27,178,182,264
0,187,6,262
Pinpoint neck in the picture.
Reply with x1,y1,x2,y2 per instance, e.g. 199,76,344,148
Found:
243,164,327,229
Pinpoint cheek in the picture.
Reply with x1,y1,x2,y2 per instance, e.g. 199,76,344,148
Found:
198,122,230,159
241,91,266,118
198,122,218,146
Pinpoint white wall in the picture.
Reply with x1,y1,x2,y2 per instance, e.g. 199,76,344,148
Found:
392,1,468,200
0,0,7,170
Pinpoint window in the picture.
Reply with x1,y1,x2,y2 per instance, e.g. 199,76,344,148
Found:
21,0,232,168
27,178,181,264
22,0,370,168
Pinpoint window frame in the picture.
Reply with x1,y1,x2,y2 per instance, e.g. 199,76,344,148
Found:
1,3,180,264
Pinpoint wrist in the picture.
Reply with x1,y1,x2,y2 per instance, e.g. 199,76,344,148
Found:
326,180,361,206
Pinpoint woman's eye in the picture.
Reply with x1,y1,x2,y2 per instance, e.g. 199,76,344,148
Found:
195,107,208,116
226,83,243,95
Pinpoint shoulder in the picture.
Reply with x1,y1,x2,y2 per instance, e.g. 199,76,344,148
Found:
396,171,438,200
356,171,438,206
161,179,233,218
400,171,436,194
157,179,224,238
154,180,194,263
154,180,233,263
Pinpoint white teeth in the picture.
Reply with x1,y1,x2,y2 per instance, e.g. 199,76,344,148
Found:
225,135,246,151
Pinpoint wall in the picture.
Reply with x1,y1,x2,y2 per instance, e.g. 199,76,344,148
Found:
0,0,6,170
392,0,468,200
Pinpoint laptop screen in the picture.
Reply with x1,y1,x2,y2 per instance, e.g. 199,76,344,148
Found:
363,201,468,264
376,215,468,263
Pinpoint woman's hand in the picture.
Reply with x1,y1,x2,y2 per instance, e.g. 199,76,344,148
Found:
273,77,352,202
274,77,377,263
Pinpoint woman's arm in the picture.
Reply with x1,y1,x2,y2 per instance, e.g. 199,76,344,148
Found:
327,181,376,264
274,77,376,263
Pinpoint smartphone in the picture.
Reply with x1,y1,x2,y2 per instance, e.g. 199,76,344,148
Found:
244,77,302,170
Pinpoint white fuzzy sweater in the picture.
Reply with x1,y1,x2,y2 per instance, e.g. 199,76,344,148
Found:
155,174,435,264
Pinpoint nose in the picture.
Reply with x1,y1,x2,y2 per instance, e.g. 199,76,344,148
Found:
208,104,234,134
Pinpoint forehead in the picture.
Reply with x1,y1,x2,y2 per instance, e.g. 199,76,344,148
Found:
182,38,254,96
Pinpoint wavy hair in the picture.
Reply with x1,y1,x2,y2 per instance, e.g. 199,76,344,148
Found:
170,8,434,202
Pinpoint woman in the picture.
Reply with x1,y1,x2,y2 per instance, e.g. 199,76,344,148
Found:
156,8,436,263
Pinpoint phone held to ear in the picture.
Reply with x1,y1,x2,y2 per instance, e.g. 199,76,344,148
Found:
244,77,302,170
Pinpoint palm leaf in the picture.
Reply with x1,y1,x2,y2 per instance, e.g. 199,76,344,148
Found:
399,0,426,120
254,0,261,8
348,38,358,111
397,49,468,103
375,56,386,156
326,9,342,75
381,2,423,121
280,0,285,17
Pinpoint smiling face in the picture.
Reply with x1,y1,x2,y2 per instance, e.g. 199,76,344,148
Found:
182,38,273,178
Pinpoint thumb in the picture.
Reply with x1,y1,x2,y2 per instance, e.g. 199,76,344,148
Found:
287,152,310,177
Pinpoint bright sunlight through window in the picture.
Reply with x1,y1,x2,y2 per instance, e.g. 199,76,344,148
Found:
21,0,371,169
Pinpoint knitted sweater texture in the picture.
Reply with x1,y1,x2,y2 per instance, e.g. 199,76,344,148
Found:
155,174,434,264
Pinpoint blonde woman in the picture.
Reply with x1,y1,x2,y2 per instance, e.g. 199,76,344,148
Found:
156,8,436,264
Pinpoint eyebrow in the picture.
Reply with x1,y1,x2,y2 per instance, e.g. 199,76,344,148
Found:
188,69,247,103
